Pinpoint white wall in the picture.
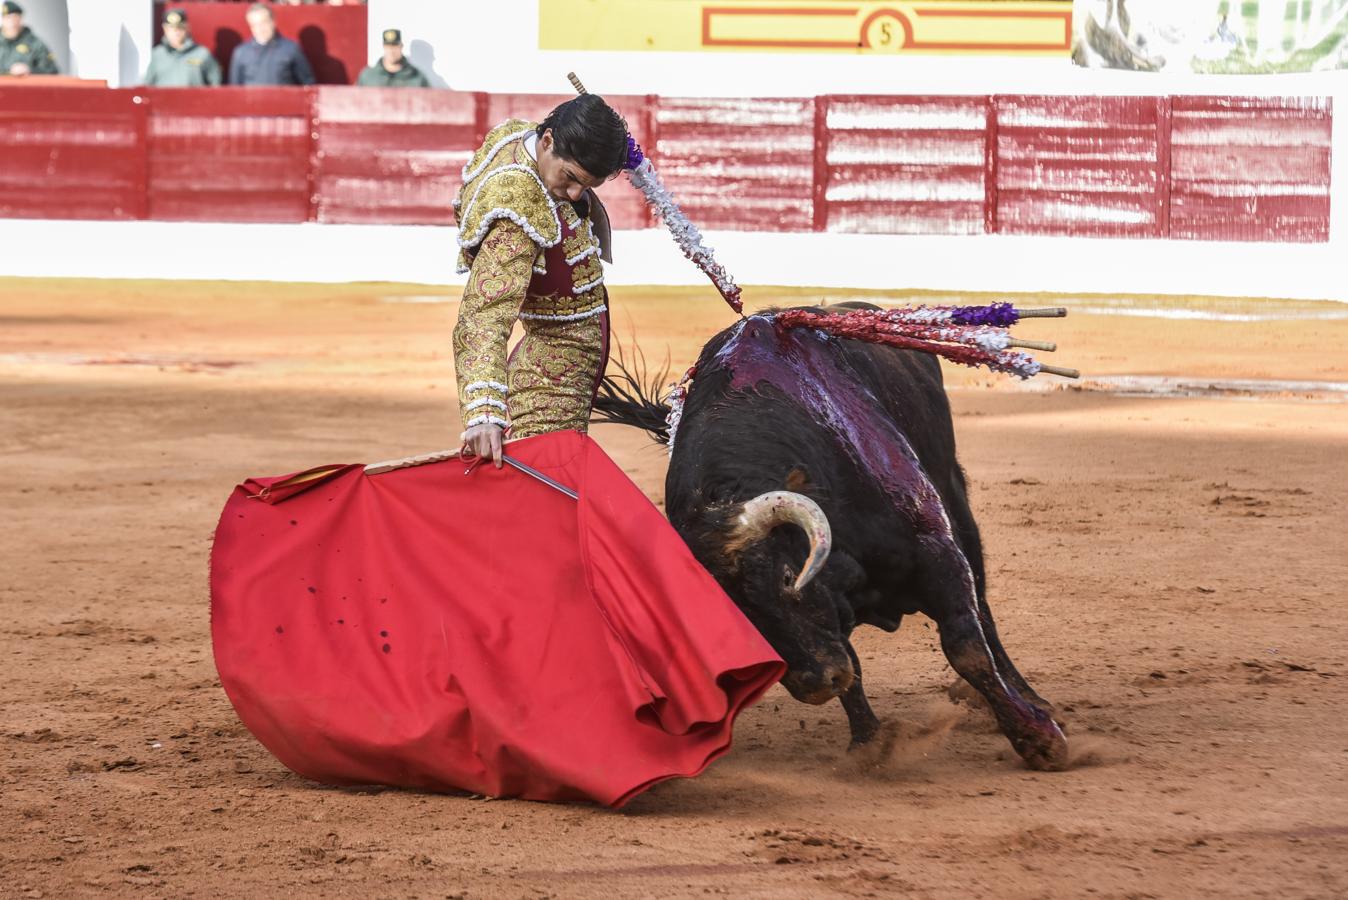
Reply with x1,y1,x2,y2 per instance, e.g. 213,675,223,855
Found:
1,220,1343,303
59,0,150,87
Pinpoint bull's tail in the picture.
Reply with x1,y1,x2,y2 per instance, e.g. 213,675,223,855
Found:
591,339,673,445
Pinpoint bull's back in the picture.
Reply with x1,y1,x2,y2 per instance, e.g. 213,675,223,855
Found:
676,311,965,510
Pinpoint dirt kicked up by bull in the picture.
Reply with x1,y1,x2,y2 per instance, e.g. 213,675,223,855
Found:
594,303,1070,771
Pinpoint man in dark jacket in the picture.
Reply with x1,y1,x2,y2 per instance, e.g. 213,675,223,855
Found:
228,3,314,86
356,29,429,87
0,1,58,76
145,8,222,87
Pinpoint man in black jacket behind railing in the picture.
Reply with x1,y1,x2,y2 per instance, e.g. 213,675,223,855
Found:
229,2,314,87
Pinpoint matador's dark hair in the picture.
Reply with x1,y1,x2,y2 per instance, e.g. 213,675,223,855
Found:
536,94,628,180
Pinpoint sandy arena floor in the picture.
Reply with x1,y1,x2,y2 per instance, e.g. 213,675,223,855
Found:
1,278,1346,898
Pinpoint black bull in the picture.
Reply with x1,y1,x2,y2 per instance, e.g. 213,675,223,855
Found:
594,306,1068,771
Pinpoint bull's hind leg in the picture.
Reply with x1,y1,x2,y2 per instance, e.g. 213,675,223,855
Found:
920,541,1068,771
841,641,881,748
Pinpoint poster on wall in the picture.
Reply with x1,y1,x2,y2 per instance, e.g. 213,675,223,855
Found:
1072,0,1348,72
540,0,1073,55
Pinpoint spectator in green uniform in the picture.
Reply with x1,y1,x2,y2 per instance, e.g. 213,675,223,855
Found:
145,9,222,87
0,1,59,76
356,29,429,87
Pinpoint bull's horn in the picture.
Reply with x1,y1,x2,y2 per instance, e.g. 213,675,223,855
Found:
729,491,832,591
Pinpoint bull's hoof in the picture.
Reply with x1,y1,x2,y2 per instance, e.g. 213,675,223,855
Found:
845,713,881,749
1014,725,1070,772
846,731,879,752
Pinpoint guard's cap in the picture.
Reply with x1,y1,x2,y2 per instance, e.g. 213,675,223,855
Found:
163,8,188,26
1,2,24,16
382,28,402,45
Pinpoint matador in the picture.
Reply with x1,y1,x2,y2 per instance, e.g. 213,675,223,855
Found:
452,95,624,464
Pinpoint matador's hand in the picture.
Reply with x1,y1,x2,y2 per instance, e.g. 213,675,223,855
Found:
460,423,505,469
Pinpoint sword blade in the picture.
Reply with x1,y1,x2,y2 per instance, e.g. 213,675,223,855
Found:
501,455,579,501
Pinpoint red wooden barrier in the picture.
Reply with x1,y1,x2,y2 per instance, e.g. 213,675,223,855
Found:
994,95,1165,238
820,95,990,235
0,86,1332,243
652,96,816,232
151,1,368,85
145,87,312,222
1169,96,1332,243
0,87,145,220
313,87,481,225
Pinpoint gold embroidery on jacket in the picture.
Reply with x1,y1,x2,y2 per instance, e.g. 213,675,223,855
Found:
453,120,559,273
570,255,604,294
451,122,612,436
506,299,607,438
452,221,534,428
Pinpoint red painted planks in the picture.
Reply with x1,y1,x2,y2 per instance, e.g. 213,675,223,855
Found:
145,87,311,223
822,95,988,234
0,86,1332,242
0,88,143,220
652,97,816,232
1170,96,1332,242
994,95,1162,237
314,87,480,225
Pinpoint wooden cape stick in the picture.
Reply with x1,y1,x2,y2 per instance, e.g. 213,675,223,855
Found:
364,448,579,500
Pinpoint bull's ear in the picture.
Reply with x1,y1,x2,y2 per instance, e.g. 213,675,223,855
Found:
784,466,812,492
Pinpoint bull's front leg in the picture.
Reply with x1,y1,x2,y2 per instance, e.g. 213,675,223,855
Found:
840,640,880,748
973,600,1061,726
920,541,1068,771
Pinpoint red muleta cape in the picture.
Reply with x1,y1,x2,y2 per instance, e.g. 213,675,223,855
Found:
209,430,785,807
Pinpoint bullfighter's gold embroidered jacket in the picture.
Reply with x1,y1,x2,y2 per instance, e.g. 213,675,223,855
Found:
451,119,610,438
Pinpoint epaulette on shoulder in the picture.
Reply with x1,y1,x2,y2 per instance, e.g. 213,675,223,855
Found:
456,121,560,252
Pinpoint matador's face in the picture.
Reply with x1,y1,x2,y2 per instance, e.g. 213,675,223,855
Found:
536,129,616,204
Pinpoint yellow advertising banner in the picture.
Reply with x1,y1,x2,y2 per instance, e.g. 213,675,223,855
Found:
539,0,1073,55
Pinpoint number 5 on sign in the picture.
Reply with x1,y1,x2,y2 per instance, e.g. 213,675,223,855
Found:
539,1,1073,55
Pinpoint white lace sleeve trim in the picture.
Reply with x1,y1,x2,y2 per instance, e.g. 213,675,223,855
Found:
517,304,607,323
463,380,509,394
465,397,508,412
465,414,510,429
